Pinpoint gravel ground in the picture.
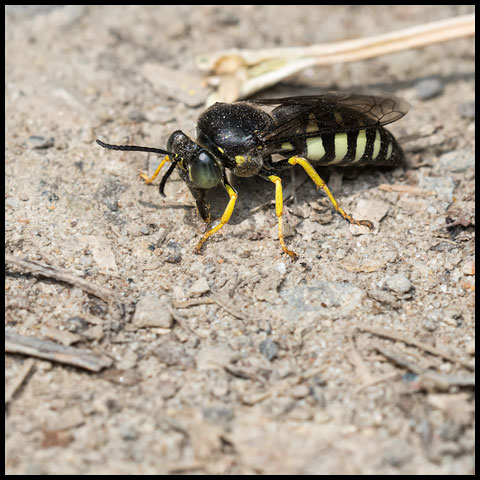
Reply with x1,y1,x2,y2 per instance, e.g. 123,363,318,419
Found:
5,5,475,475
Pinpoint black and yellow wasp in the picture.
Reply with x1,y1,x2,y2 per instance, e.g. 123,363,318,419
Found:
97,90,408,259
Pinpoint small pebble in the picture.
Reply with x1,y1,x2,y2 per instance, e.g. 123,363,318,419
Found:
458,101,475,119
290,384,310,399
416,78,444,100
65,316,88,333
422,317,438,332
386,273,412,294
259,338,278,361
166,253,182,264
79,255,93,267
28,135,55,149
275,262,287,275
133,294,173,328
5,197,19,209
188,277,210,297
438,149,474,173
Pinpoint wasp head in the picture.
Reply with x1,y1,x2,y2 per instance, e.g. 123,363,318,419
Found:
167,130,222,190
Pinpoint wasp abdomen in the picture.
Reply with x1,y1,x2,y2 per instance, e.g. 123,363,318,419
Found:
282,127,402,168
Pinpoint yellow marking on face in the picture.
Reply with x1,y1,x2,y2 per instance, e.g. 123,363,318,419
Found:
353,130,367,163
235,155,246,165
306,136,325,161
177,158,185,171
372,130,381,160
217,146,225,154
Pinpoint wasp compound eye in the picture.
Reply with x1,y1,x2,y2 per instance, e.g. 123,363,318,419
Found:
189,151,222,189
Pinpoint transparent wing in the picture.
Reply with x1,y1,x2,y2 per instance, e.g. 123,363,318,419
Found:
250,90,409,143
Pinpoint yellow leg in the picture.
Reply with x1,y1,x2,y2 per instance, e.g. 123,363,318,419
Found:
268,175,297,260
195,183,238,252
288,156,373,229
139,155,170,184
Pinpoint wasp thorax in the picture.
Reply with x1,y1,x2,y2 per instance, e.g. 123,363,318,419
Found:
232,153,264,177
196,102,271,177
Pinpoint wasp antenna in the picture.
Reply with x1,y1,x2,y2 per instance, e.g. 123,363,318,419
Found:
96,139,172,156
158,160,178,197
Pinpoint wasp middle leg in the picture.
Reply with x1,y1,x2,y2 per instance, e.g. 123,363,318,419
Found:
267,175,298,260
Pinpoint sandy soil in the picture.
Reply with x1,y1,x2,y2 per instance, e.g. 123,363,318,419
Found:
5,5,475,475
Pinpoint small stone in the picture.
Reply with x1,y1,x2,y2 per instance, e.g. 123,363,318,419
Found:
28,135,55,149
462,261,475,276
290,384,310,399
416,77,444,100
166,253,182,264
259,338,278,361
275,262,287,275
458,101,475,119
438,149,474,173
188,277,210,297
65,316,88,333
133,294,173,328
154,342,195,368
441,308,463,327
386,273,412,294
79,255,93,267
5,197,19,209
422,317,438,332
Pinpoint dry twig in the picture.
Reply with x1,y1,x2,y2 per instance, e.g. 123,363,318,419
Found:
5,331,113,372
5,358,35,405
357,323,474,371
5,254,124,319
374,344,475,389
197,14,475,103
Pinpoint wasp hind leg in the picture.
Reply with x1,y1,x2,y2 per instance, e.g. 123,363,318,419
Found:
287,156,373,229
268,175,298,260
194,179,237,253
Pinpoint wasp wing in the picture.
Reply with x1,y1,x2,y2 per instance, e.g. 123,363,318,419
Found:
250,91,409,144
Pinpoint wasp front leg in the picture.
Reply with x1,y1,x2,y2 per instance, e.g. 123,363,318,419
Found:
194,178,237,253
139,155,170,184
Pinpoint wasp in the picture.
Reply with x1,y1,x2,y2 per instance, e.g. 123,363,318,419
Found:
97,90,408,260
